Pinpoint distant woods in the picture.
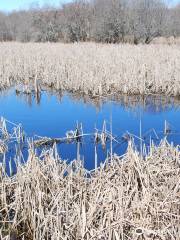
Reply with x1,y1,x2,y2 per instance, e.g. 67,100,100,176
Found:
0,0,180,44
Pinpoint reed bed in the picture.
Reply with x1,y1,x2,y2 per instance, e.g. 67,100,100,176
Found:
0,139,179,240
0,42,180,96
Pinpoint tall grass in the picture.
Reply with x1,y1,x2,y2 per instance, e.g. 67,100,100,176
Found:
0,42,180,96
0,139,179,239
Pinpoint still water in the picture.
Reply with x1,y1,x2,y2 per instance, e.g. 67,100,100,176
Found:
0,89,180,170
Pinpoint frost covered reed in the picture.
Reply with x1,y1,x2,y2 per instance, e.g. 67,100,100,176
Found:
0,42,180,96
0,140,179,240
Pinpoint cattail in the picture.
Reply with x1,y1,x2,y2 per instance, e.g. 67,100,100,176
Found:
0,42,179,97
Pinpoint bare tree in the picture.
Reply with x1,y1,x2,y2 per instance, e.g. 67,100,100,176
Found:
168,4,180,37
31,7,62,42
61,0,92,42
0,0,179,43
129,0,167,43
0,12,11,41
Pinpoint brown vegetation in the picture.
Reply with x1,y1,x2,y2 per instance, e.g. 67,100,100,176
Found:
150,36,180,45
0,0,180,44
0,139,179,239
0,42,180,97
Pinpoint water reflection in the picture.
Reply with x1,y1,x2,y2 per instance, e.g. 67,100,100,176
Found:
0,88,180,170
12,88,180,113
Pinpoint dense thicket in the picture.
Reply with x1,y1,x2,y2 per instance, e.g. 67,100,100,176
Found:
0,0,180,43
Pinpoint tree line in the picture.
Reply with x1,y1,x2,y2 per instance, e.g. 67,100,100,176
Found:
0,0,179,44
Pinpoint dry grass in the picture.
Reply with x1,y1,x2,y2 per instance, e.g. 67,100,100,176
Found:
151,37,180,45
0,43,180,239
0,139,179,240
0,42,180,96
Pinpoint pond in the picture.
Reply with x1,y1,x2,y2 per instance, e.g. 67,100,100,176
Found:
0,88,180,170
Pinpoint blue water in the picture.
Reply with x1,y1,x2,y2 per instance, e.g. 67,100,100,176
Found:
0,89,180,170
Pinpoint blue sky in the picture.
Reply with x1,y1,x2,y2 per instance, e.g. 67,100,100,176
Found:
0,0,179,12
0,0,64,12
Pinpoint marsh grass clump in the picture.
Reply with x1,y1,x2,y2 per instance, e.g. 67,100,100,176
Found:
0,139,179,240
0,42,180,97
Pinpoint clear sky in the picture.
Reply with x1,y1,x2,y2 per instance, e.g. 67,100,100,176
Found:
0,0,179,12
0,0,64,12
